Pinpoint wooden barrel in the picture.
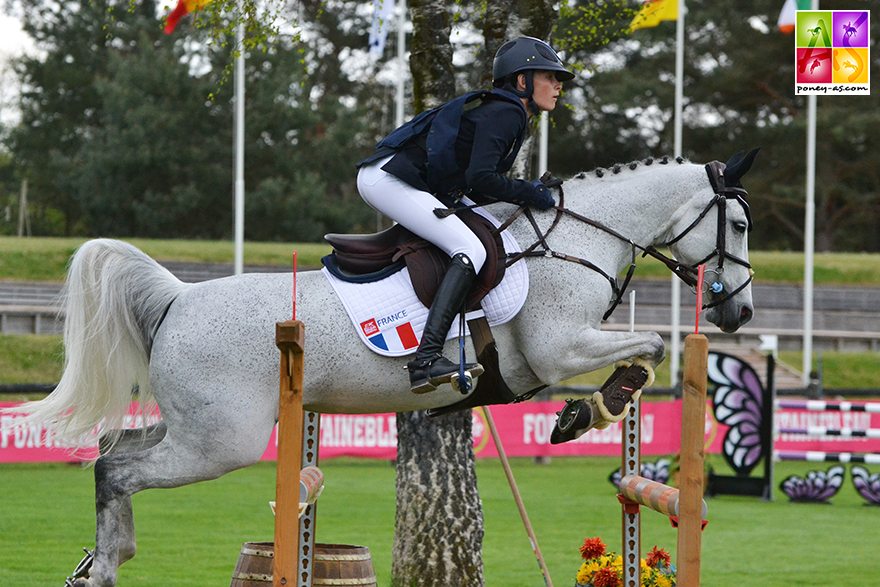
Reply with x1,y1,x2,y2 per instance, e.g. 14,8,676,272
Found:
312,544,377,587
231,542,377,587
230,542,273,586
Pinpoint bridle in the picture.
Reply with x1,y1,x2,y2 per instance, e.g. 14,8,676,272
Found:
500,161,754,320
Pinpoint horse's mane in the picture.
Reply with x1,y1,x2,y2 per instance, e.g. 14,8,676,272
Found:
572,156,688,182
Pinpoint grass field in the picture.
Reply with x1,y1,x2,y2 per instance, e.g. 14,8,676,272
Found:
1,457,878,586
2,236,880,285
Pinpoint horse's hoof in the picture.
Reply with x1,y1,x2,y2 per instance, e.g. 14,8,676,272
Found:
64,548,94,586
551,398,596,444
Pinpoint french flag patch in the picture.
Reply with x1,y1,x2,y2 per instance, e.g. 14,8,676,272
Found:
360,317,419,353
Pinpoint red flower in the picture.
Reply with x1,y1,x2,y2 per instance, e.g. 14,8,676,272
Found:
593,567,621,587
580,537,606,561
646,546,672,568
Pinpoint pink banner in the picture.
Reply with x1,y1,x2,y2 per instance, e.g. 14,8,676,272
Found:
5,399,879,464
260,400,720,460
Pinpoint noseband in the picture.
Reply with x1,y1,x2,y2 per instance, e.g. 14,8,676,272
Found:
503,161,754,319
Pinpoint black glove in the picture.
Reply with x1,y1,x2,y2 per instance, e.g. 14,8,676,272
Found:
528,179,556,210
539,171,564,189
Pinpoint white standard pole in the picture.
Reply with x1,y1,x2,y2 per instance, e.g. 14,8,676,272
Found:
396,0,406,128
233,5,246,276
669,0,686,388
802,92,816,386
622,290,641,587
539,112,549,175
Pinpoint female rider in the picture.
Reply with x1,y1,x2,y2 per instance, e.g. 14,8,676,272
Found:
356,37,574,394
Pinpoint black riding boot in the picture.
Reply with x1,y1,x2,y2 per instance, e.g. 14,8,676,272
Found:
407,253,484,394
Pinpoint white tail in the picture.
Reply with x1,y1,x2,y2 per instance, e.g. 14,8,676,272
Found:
3,239,190,448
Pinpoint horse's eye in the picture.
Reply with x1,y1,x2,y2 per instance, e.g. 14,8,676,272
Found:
733,221,747,234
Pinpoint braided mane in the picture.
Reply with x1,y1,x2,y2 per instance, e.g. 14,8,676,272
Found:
573,156,687,180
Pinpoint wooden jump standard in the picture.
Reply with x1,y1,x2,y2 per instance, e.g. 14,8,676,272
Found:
617,333,709,587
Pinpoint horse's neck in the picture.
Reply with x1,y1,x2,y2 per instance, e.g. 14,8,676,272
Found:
572,164,705,246
493,164,706,275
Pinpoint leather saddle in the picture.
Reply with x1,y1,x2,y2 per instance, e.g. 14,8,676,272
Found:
323,209,506,310
324,209,543,417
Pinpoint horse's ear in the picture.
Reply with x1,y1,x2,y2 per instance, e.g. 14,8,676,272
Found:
724,147,760,186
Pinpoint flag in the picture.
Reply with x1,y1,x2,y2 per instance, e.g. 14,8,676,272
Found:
777,0,811,34
164,0,213,35
630,0,678,31
360,318,419,353
368,0,396,56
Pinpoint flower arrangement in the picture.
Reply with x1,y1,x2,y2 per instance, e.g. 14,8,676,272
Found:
575,537,676,587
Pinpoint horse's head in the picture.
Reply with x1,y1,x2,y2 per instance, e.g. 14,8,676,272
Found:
666,149,759,333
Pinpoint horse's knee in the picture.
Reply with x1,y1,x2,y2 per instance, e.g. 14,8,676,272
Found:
640,332,666,367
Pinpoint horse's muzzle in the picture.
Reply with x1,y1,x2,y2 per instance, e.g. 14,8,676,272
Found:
706,301,753,333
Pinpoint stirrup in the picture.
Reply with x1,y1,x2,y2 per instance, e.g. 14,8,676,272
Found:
407,355,484,395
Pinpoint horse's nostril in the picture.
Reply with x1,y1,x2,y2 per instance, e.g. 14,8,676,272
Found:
740,306,753,324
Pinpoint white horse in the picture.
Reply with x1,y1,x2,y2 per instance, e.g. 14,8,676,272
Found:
4,150,757,586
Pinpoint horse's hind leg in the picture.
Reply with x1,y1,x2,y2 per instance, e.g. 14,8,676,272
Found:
94,423,167,568
77,423,265,587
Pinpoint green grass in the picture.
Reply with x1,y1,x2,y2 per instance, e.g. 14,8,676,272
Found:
1,457,877,586
0,334,64,386
0,236,331,281
2,236,880,285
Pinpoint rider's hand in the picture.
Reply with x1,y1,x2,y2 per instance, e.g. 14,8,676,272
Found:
528,179,556,210
539,171,564,189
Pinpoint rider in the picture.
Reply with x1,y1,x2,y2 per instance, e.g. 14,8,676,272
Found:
356,37,574,394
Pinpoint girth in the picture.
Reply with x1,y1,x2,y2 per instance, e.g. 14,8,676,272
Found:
323,209,506,311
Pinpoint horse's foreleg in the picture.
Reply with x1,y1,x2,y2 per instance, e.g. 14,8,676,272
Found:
525,328,665,385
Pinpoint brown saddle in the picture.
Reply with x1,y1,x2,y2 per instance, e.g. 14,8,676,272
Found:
323,209,506,310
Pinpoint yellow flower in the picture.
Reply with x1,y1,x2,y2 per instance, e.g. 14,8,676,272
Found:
577,560,601,583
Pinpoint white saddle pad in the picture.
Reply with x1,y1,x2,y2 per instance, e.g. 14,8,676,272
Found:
323,208,529,357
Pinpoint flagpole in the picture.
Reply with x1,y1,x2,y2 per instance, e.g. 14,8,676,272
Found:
669,0,686,388
233,0,245,276
802,0,819,386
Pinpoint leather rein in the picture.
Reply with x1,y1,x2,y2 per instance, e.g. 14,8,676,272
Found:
497,162,754,320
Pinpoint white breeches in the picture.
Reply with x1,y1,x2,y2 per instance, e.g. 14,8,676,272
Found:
357,158,487,273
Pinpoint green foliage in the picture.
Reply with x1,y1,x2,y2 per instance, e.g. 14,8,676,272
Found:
2,0,878,250
556,0,635,59
4,0,381,241
550,0,880,253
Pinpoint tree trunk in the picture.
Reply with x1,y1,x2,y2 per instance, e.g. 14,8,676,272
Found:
408,0,455,111
393,3,559,585
392,410,484,586
393,2,483,586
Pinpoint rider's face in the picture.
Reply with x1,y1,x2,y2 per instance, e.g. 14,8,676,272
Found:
518,70,563,112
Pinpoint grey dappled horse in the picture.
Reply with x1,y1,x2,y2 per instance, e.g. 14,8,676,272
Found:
5,151,757,586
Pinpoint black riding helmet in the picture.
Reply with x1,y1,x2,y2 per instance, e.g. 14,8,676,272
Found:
492,37,575,86
492,37,574,113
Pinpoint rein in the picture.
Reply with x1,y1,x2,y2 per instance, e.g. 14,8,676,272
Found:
501,162,753,319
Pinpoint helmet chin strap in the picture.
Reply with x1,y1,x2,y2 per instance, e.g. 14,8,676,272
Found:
508,71,540,115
